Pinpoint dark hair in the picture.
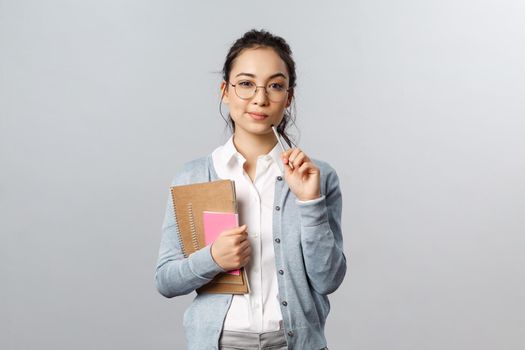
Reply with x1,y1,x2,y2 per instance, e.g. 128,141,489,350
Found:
219,29,298,148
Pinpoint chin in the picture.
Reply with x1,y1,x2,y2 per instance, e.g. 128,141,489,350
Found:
237,123,273,136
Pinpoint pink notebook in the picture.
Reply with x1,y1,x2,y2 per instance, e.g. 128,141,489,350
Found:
202,211,240,276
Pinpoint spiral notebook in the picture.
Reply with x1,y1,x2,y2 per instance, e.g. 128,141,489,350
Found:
170,179,249,294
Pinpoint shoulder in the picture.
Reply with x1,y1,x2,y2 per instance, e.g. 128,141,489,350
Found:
170,155,210,186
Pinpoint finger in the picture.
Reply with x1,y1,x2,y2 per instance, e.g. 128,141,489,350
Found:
280,148,295,158
235,242,248,255
281,148,296,166
290,151,307,169
288,148,301,164
297,161,312,178
239,239,251,250
240,244,251,257
300,161,319,175
285,158,295,170
235,230,249,243
283,161,293,177
289,149,306,169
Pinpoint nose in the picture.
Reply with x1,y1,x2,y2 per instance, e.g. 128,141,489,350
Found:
252,86,269,105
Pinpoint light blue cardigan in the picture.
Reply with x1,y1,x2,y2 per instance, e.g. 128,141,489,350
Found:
155,153,347,350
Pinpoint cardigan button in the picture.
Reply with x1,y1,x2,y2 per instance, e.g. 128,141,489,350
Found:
274,238,281,243
275,206,280,211
282,301,288,306
287,330,294,337
277,176,283,181
279,269,284,275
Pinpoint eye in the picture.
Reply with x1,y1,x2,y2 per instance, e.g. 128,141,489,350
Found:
238,80,254,87
269,83,285,91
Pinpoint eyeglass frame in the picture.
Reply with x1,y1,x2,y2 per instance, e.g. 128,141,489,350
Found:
228,82,291,102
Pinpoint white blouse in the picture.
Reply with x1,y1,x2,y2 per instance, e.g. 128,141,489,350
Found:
211,135,284,332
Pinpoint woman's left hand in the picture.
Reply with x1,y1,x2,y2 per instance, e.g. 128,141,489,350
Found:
281,148,321,201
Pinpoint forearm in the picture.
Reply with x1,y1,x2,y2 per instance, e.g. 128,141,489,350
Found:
297,196,347,295
155,224,225,298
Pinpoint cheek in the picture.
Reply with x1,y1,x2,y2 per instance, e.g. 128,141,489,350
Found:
228,100,248,120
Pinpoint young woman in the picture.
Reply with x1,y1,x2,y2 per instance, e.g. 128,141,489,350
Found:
156,29,346,350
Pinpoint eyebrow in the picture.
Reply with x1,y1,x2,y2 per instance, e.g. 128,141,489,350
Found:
234,72,288,80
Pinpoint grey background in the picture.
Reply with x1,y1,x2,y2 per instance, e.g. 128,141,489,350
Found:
1,0,524,349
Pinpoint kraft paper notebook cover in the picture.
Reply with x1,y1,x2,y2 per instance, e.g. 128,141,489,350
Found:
170,179,249,294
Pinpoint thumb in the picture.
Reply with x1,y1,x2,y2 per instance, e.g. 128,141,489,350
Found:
221,224,246,236
235,224,247,233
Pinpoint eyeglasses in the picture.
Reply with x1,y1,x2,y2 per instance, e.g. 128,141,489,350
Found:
229,81,290,102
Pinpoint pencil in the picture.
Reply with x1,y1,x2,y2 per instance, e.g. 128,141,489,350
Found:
271,124,294,170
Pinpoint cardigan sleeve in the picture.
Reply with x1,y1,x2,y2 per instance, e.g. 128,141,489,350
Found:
295,165,347,295
155,173,226,298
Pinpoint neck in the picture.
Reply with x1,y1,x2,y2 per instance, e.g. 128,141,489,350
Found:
232,130,278,163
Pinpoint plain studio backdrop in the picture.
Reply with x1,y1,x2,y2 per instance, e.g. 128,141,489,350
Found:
1,0,524,349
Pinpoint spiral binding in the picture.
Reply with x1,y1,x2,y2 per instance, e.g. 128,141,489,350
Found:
187,203,200,252
171,199,188,258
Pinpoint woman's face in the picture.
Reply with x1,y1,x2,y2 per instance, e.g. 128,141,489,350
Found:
221,47,292,137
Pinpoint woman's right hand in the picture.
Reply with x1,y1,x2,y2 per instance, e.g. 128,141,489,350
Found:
211,224,251,271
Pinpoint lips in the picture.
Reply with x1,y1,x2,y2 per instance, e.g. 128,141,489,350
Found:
248,112,269,120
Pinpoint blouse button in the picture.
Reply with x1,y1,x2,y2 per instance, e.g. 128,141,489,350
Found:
287,331,294,337
277,176,283,181
279,269,284,275
274,238,281,243
282,300,288,306
275,206,280,211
